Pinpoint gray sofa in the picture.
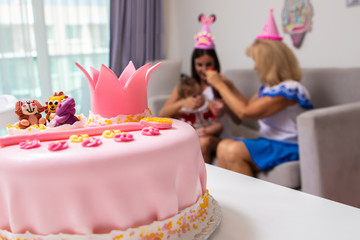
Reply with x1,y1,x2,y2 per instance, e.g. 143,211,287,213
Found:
224,68,360,208
148,61,360,208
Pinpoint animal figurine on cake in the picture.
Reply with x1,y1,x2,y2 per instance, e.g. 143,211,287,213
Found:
49,97,79,127
45,91,68,122
15,100,47,129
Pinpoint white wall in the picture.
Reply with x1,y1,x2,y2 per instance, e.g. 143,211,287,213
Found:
164,0,360,75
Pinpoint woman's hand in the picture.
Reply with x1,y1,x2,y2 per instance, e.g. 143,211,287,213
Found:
206,70,223,88
196,127,207,137
182,95,204,110
208,99,225,117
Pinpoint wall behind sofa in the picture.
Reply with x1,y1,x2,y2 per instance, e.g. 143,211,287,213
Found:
163,0,360,75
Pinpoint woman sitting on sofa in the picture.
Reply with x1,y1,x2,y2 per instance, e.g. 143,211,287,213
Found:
160,48,225,164
159,14,235,164
205,9,313,176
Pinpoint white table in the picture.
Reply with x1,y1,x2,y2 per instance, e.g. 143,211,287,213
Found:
206,164,360,240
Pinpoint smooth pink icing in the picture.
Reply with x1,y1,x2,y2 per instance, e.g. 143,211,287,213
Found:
0,119,207,235
75,62,161,118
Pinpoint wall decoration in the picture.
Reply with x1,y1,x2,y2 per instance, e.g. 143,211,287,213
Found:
282,0,313,48
346,0,360,7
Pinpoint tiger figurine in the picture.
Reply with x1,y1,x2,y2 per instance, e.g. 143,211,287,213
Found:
45,91,68,122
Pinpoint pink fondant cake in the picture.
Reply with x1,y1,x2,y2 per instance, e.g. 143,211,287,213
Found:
0,62,220,240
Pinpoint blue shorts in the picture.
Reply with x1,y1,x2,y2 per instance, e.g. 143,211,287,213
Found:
234,137,299,171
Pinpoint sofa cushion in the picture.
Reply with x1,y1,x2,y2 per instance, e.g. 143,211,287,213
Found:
301,68,360,108
256,161,300,189
230,124,259,139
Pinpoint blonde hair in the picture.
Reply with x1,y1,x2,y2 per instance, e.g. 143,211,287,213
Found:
246,39,302,86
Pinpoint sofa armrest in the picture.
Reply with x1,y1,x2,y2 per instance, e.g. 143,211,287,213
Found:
297,102,360,207
148,95,170,117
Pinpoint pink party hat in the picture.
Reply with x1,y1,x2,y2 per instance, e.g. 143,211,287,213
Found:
257,8,283,40
194,14,216,49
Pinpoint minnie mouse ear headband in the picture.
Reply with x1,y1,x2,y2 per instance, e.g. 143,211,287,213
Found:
194,14,216,49
257,8,283,41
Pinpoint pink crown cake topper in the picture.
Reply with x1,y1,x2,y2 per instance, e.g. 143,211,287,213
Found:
257,8,283,41
75,61,161,119
194,14,216,49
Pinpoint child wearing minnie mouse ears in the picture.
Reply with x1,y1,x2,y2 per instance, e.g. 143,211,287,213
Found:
206,9,314,176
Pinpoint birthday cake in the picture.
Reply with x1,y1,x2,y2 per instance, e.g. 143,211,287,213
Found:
0,62,220,240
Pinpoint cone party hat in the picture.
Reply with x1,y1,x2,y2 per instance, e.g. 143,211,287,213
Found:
195,14,216,49
257,8,283,41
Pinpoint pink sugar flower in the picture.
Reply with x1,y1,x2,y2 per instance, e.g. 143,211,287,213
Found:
48,141,69,151
19,139,41,149
114,132,134,142
142,126,160,136
82,137,102,147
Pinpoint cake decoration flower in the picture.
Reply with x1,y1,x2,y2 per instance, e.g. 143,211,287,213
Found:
114,132,134,142
7,123,17,129
104,119,112,125
48,141,69,151
102,130,120,138
142,126,160,136
19,139,41,149
69,134,89,143
32,124,47,130
82,137,102,147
